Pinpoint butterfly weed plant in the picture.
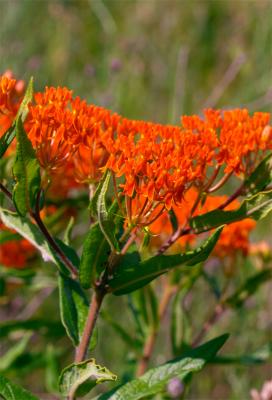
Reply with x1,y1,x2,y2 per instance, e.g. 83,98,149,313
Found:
0,71,272,399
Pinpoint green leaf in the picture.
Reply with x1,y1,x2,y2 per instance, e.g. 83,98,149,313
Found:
89,171,108,217
211,342,272,365
101,310,143,351
0,77,33,159
109,227,223,295
12,117,41,216
0,333,32,372
0,319,66,339
0,209,55,263
190,190,272,233
79,222,110,289
0,372,38,400
45,344,60,394
131,286,158,331
55,237,80,270
169,208,178,232
0,125,16,159
96,334,228,400
59,358,117,399
0,209,71,275
244,152,272,195
16,76,34,122
0,230,21,245
170,290,191,356
97,170,120,252
226,269,272,308
63,216,75,245
59,275,89,346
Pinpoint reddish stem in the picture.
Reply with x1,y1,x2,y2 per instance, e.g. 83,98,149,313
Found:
207,171,232,193
75,289,105,363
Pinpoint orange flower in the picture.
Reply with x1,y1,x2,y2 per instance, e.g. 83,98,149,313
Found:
46,161,82,199
26,88,120,185
105,117,218,215
202,194,256,257
70,97,120,183
0,71,24,137
213,219,256,258
217,109,271,175
149,188,256,256
27,86,75,171
0,222,35,268
182,108,271,176
23,82,271,211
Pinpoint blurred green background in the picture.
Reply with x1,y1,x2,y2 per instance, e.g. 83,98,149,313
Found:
1,0,272,121
0,1,272,399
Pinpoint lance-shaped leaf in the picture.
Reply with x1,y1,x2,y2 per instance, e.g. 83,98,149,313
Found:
45,344,60,394
0,230,21,244
79,222,110,289
0,77,33,159
12,117,41,216
0,373,38,400
212,342,272,365
0,209,75,275
96,334,228,400
190,190,272,233
59,275,89,346
0,332,32,372
0,125,16,159
0,319,65,339
130,285,158,333
244,152,272,195
0,209,55,263
89,171,108,217
109,227,223,295
225,269,272,308
101,310,143,351
170,290,191,356
59,358,117,399
16,76,34,122
97,170,120,252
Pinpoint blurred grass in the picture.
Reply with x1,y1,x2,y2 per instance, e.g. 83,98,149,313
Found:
0,1,272,399
1,0,272,121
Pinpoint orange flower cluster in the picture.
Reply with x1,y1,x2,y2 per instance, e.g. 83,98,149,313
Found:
1,77,271,221
0,222,35,268
149,189,256,257
182,109,271,174
213,109,270,174
213,219,256,258
104,117,218,210
0,71,24,136
27,88,120,186
103,109,270,223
